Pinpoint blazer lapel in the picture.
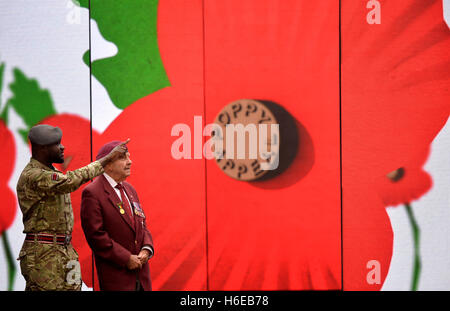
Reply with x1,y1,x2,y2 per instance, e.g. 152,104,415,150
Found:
100,175,135,232
122,183,138,229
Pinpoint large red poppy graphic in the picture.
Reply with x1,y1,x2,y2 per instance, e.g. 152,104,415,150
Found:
0,120,16,234
43,0,449,291
102,0,342,290
202,1,342,290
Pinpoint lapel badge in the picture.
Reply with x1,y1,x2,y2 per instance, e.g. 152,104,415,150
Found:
134,210,145,217
133,202,145,218
133,202,141,211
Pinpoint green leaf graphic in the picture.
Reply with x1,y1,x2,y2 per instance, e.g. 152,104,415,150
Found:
7,68,57,143
0,63,8,123
79,0,170,109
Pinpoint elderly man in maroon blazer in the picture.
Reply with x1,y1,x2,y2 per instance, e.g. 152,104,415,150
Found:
81,141,154,291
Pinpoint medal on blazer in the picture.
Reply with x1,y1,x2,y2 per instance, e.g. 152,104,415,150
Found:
117,202,126,215
133,202,145,218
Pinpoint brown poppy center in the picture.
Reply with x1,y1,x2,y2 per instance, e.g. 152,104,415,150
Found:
386,167,405,182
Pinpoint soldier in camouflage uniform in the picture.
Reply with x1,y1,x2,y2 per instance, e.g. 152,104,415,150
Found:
16,124,129,291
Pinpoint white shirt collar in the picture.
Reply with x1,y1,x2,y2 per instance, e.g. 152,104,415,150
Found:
103,173,132,208
103,173,120,189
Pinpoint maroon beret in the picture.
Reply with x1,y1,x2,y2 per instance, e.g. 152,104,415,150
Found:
96,140,128,160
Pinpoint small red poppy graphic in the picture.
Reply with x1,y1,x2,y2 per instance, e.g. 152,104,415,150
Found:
0,120,16,235
342,0,450,290
376,147,432,207
0,119,17,291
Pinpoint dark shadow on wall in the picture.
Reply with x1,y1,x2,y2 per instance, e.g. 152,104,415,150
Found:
250,100,315,189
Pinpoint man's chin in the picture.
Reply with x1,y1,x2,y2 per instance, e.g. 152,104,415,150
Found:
54,157,65,164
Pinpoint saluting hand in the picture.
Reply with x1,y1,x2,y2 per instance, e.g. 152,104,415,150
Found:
98,138,131,167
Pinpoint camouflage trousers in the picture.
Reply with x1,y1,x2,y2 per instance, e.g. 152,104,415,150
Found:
18,241,81,291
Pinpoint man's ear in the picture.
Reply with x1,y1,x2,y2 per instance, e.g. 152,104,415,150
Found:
103,162,112,173
31,143,43,157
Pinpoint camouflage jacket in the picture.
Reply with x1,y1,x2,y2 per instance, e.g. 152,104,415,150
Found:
16,158,104,235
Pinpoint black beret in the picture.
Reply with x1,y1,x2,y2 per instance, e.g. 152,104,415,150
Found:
28,124,62,146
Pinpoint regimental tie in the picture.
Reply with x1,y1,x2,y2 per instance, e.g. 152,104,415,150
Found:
115,183,134,226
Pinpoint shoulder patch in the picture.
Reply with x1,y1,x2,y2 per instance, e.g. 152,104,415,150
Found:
51,173,59,181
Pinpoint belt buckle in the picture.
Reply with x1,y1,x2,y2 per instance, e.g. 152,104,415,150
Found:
64,235,72,246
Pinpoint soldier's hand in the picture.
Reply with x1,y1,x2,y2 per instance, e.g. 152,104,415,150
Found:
109,138,130,159
110,138,130,155
126,254,142,270
98,138,130,167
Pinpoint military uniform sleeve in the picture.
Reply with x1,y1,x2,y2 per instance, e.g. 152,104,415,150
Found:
32,161,104,195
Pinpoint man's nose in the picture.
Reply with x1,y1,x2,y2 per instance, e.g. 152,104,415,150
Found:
126,155,132,164
60,144,65,150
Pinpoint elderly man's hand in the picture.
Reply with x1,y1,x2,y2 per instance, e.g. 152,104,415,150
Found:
126,254,142,270
137,249,151,265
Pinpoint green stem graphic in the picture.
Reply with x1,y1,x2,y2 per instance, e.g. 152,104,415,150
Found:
404,203,421,291
1,231,16,291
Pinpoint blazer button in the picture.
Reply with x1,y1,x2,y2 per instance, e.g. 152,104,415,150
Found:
135,240,137,245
